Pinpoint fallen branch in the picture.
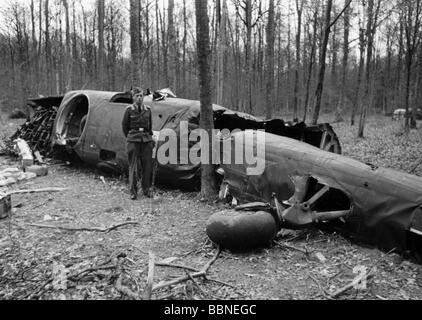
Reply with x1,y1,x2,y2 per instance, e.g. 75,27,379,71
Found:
186,272,218,299
114,254,140,300
70,264,116,280
115,275,140,300
276,241,310,255
28,221,139,233
329,248,396,299
206,278,237,289
308,273,334,300
152,246,222,292
144,252,156,300
155,262,200,273
410,158,422,174
7,188,68,196
329,271,375,299
25,278,53,299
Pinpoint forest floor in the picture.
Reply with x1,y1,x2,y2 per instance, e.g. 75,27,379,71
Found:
1,113,422,300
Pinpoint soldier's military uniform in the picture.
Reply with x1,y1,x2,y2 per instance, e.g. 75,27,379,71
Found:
122,103,154,198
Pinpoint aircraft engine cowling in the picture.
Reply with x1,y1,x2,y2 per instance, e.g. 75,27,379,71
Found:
206,210,278,249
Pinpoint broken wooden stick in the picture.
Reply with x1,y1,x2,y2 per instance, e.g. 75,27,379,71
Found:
115,274,140,300
70,264,117,280
144,252,156,300
308,273,334,300
329,271,374,299
28,221,139,233
156,259,235,288
276,241,310,255
114,254,140,300
156,262,200,273
152,246,222,292
410,158,422,174
7,187,68,196
186,271,217,299
329,248,396,299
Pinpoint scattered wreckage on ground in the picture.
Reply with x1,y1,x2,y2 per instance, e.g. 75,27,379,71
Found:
6,89,422,260
208,132,422,261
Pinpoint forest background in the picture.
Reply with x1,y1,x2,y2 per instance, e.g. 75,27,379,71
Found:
0,0,421,134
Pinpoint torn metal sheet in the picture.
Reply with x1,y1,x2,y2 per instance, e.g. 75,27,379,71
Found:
9,97,62,156
218,132,422,255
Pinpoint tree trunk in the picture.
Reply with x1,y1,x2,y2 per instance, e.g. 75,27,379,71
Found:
358,0,377,138
145,1,151,88
286,0,292,114
182,0,188,94
97,0,105,90
312,0,333,125
245,0,253,113
334,0,350,122
405,54,412,130
155,0,161,87
303,3,319,123
265,0,275,119
63,0,71,92
130,0,141,86
293,0,303,121
403,0,422,131
72,1,79,89
195,0,217,197
351,26,365,126
30,0,39,95
161,3,168,87
45,0,52,94
168,0,176,91
37,0,43,92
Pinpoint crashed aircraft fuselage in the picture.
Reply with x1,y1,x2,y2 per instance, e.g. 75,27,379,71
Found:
212,132,422,256
44,90,422,257
50,90,340,187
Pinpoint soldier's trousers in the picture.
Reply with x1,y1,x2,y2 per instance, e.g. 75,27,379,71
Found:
127,141,153,196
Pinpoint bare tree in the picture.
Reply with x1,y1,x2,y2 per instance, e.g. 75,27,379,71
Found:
97,0,105,90
294,0,304,121
334,0,350,122
243,0,253,113
303,1,319,122
402,0,422,131
351,25,366,126
62,0,71,91
265,0,275,119
168,0,176,91
216,0,228,106
30,0,39,94
45,0,52,94
312,0,352,125
195,0,217,197
130,0,141,86
358,0,382,138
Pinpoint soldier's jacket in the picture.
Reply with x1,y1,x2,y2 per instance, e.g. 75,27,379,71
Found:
122,104,153,143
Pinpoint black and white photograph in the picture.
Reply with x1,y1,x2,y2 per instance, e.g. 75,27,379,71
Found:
0,0,422,305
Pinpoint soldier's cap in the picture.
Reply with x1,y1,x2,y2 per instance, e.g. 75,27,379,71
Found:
131,87,144,96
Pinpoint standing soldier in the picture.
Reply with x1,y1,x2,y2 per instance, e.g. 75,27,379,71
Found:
122,87,154,200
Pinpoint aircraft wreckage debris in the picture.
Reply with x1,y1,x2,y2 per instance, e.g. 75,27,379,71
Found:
0,167,37,187
206,210,278,248
14,138,34,168
8,101,59,156
5,90,422,259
